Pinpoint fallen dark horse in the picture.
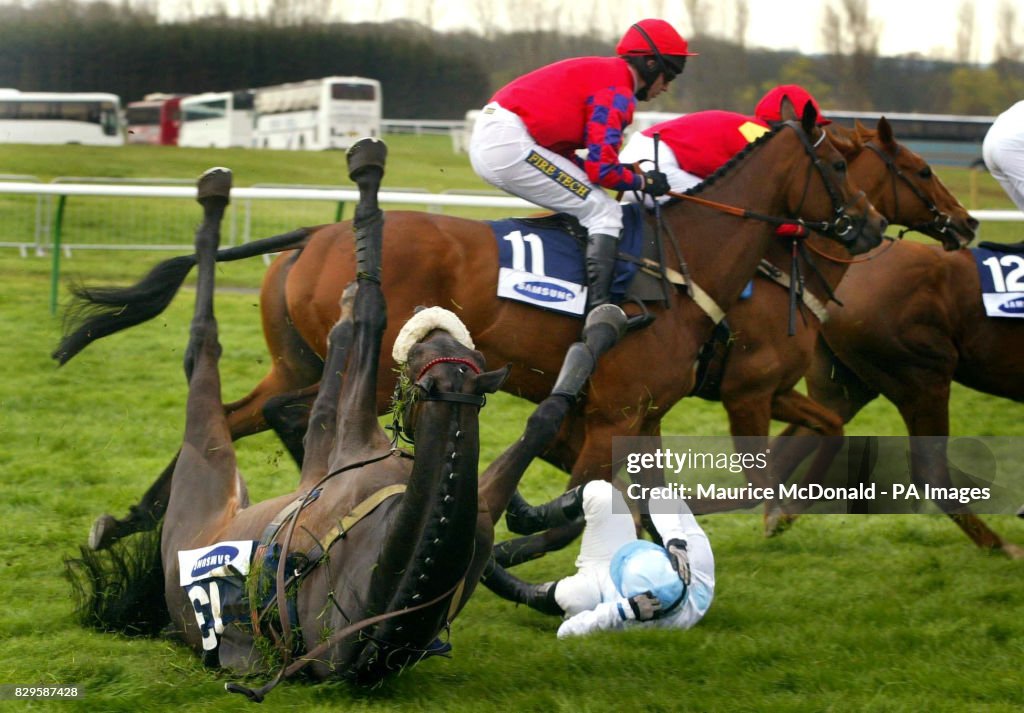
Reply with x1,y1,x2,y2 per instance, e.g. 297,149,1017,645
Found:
65,139,627,697
69,142,515,695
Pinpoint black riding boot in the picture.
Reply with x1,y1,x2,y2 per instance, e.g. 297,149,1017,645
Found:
585,232,620,313
505,485,585,535
481,559,564,616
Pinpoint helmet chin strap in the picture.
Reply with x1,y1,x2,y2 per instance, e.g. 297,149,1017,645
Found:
627,22,680,85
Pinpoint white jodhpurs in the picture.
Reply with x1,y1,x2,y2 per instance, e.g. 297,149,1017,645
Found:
469,102,625,235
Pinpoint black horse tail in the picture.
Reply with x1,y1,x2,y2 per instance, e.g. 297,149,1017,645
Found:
64,526,168,636
52,227,316,365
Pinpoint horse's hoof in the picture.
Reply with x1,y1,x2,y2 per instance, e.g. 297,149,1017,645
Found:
88,514,119,551
197,167,233,203
346,138,388,180
999,542,1024,560
764,508,798,537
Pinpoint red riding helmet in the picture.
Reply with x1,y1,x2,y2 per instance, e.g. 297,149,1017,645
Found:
616,19,697,59
755,84,831,126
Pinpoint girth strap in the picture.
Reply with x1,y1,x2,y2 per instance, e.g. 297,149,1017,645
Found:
303,483,408,565
755,260,830,323
631,256,726,324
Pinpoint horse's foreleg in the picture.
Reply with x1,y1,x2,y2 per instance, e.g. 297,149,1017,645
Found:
898,393,1024,559
480,306,625,526
762,389,846,536
298,283,358,487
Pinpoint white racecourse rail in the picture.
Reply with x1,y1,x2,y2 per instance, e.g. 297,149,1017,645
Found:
0,180,1019,312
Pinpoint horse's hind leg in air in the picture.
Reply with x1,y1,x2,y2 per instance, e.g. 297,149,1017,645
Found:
160,168,249,569
88,243,324,551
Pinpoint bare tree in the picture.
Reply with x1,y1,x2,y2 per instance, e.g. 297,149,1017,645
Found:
734,0,748,48
995,0,1022,64
684,0,708,36
955,0,975,63
819,0,880,108
473,0,498,38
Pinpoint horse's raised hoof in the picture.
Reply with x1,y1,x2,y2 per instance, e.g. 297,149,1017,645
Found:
88,513,120,551
346,138,388,180
196,167,232,203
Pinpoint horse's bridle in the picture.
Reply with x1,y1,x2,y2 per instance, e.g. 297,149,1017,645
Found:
391,356,486,445
863,141,957,240
785,121,871,247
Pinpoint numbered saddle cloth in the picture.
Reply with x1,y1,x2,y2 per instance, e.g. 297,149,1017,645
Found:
974,243,1024,318
178,540,301,669
489,203,647,316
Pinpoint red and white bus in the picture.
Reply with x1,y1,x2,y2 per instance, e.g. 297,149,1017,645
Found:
126,93,189,146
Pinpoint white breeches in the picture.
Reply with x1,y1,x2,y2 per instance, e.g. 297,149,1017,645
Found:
469,102,624,235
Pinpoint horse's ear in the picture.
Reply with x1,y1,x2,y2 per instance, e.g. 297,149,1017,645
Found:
472,364,511,395
799,99,818,134
827,126,857,159
779,96,798,123
877,116,895,146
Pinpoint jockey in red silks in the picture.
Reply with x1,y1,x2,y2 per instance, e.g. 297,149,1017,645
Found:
469,19,696,315
619,84,832,203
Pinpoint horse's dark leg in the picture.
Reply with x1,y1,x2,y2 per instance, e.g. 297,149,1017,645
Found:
88,255,325,550
161,169,245,566
263,384,321,466
493,520,586,567
297,284,358,488
480,559,563,616
478,306,626,529
89,457,177,550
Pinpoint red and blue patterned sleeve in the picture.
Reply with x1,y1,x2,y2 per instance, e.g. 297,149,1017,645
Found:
577,86,642,192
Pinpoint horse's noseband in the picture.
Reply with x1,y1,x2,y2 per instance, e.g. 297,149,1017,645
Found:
415,357,486,407
786,122,870,247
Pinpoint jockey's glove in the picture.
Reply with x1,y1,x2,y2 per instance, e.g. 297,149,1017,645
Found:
621,591,662,621
666,538,692,587
641,169,670,197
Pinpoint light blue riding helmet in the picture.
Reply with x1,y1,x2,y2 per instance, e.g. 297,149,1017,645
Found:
610,540,686,614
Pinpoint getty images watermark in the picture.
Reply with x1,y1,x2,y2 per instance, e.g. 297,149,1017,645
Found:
611,436,1024,515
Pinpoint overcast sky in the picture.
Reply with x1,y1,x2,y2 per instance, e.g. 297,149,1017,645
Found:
148,0,1010,64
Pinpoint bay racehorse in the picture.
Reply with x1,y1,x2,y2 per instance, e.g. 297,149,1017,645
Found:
55,102,886,550
767,237,1024,558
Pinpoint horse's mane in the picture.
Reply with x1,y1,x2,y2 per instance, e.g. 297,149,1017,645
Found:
683,123,786,197
826,121,894,160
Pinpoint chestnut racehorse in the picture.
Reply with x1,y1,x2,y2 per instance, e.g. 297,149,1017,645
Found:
55,103,886,550
767,239,1024,558
683,119,976,523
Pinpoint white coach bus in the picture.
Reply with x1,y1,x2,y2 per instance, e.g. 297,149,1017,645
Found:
178,90,255,148
253,76,381,150
0,89,123,145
